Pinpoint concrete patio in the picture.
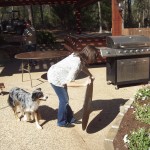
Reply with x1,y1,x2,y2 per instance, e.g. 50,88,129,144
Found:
0,58,142,150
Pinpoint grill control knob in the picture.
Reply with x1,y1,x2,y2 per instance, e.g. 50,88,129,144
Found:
147,49,150,51
118,50,122,53
130,50,133,53
136,49,139,52
124,50,127,53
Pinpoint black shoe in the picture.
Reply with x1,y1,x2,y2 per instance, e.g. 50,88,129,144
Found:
72,120,82,124
59,123,75,128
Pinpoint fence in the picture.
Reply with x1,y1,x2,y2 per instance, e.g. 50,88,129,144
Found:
122,28,150,38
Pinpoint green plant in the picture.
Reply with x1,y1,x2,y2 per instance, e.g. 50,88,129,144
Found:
122,86,150,150
125,128,150,150
36,30,56,44
133,85,150,124
134,86,150,101
133,102,150,124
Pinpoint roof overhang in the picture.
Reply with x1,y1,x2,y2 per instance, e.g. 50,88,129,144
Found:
75,0,99,9
0,0,99,8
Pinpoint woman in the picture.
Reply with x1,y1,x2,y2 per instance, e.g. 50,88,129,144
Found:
47,45,98,127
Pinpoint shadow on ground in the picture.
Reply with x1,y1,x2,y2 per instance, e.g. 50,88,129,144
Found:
0,91,9,95
0,59,54,77
38,105,57,127
74,98,128,134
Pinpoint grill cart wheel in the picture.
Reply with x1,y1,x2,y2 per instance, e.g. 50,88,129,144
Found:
115,85,119,90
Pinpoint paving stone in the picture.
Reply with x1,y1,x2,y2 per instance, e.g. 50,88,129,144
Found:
112,114,124,128
104,128,118,150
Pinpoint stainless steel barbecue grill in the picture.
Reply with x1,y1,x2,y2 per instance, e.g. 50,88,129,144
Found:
97,35,150,89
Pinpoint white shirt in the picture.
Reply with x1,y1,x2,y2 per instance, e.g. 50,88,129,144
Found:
47,53,82,87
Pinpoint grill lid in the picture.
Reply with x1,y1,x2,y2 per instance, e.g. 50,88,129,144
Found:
97,35,150,57
107,35,150,49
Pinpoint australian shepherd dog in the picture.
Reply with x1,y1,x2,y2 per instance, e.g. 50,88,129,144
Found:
8,87,48,129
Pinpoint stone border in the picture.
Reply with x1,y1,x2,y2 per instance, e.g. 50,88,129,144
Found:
104,97,135,150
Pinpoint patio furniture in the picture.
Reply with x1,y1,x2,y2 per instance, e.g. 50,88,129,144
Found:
15,50,69,87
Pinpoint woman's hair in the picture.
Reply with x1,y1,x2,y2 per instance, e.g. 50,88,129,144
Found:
74,45,98,64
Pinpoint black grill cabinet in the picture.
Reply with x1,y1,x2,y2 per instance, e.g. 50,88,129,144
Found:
98,35,150,89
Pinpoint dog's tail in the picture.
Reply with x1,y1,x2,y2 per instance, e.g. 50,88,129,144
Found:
7,95,15,108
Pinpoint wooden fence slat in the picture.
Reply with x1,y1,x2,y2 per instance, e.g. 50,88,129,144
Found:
122,28,150,38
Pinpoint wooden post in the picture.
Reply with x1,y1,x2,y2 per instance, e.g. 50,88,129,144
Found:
112,0,122,35
40,5,44,27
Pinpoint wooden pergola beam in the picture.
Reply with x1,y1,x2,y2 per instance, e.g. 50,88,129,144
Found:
75,0,98,9
0,0,78,7
0,0,123,36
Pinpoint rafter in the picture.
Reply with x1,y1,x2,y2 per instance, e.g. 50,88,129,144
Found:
0,0,78,7
75,0,99,8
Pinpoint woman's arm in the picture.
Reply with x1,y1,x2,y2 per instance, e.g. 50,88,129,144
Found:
82,66,95,80
66,81,86,87
66,77,92,87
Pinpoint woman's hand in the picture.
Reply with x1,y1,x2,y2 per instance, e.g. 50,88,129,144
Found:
66,76,95,87
84,76,94,86
90,76,95,81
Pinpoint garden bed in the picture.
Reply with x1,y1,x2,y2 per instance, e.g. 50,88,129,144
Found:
113,86,150,150
113,107,150,150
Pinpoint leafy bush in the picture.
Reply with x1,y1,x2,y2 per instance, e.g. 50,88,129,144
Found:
125,128,150,150
133,102,150,124
134,85,150,101
133,85,150,124
36,30,56,44
123,86,150,149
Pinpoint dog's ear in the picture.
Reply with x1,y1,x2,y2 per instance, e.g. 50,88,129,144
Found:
32,91,44,101
32,92,37,101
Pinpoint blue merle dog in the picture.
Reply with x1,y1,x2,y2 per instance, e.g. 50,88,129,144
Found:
8,87,48,129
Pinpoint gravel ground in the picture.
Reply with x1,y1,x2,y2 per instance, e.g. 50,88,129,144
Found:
0,59,142,150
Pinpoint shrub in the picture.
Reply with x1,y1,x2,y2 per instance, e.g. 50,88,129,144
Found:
133,85,150,124
133,102,150,124
125,128,150,150
123,86,150,150
36,30,56,44
134,85,150,101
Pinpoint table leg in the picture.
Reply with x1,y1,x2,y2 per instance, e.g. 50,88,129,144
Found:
21,60,33,87
21,60,24,82
27,60,32,87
